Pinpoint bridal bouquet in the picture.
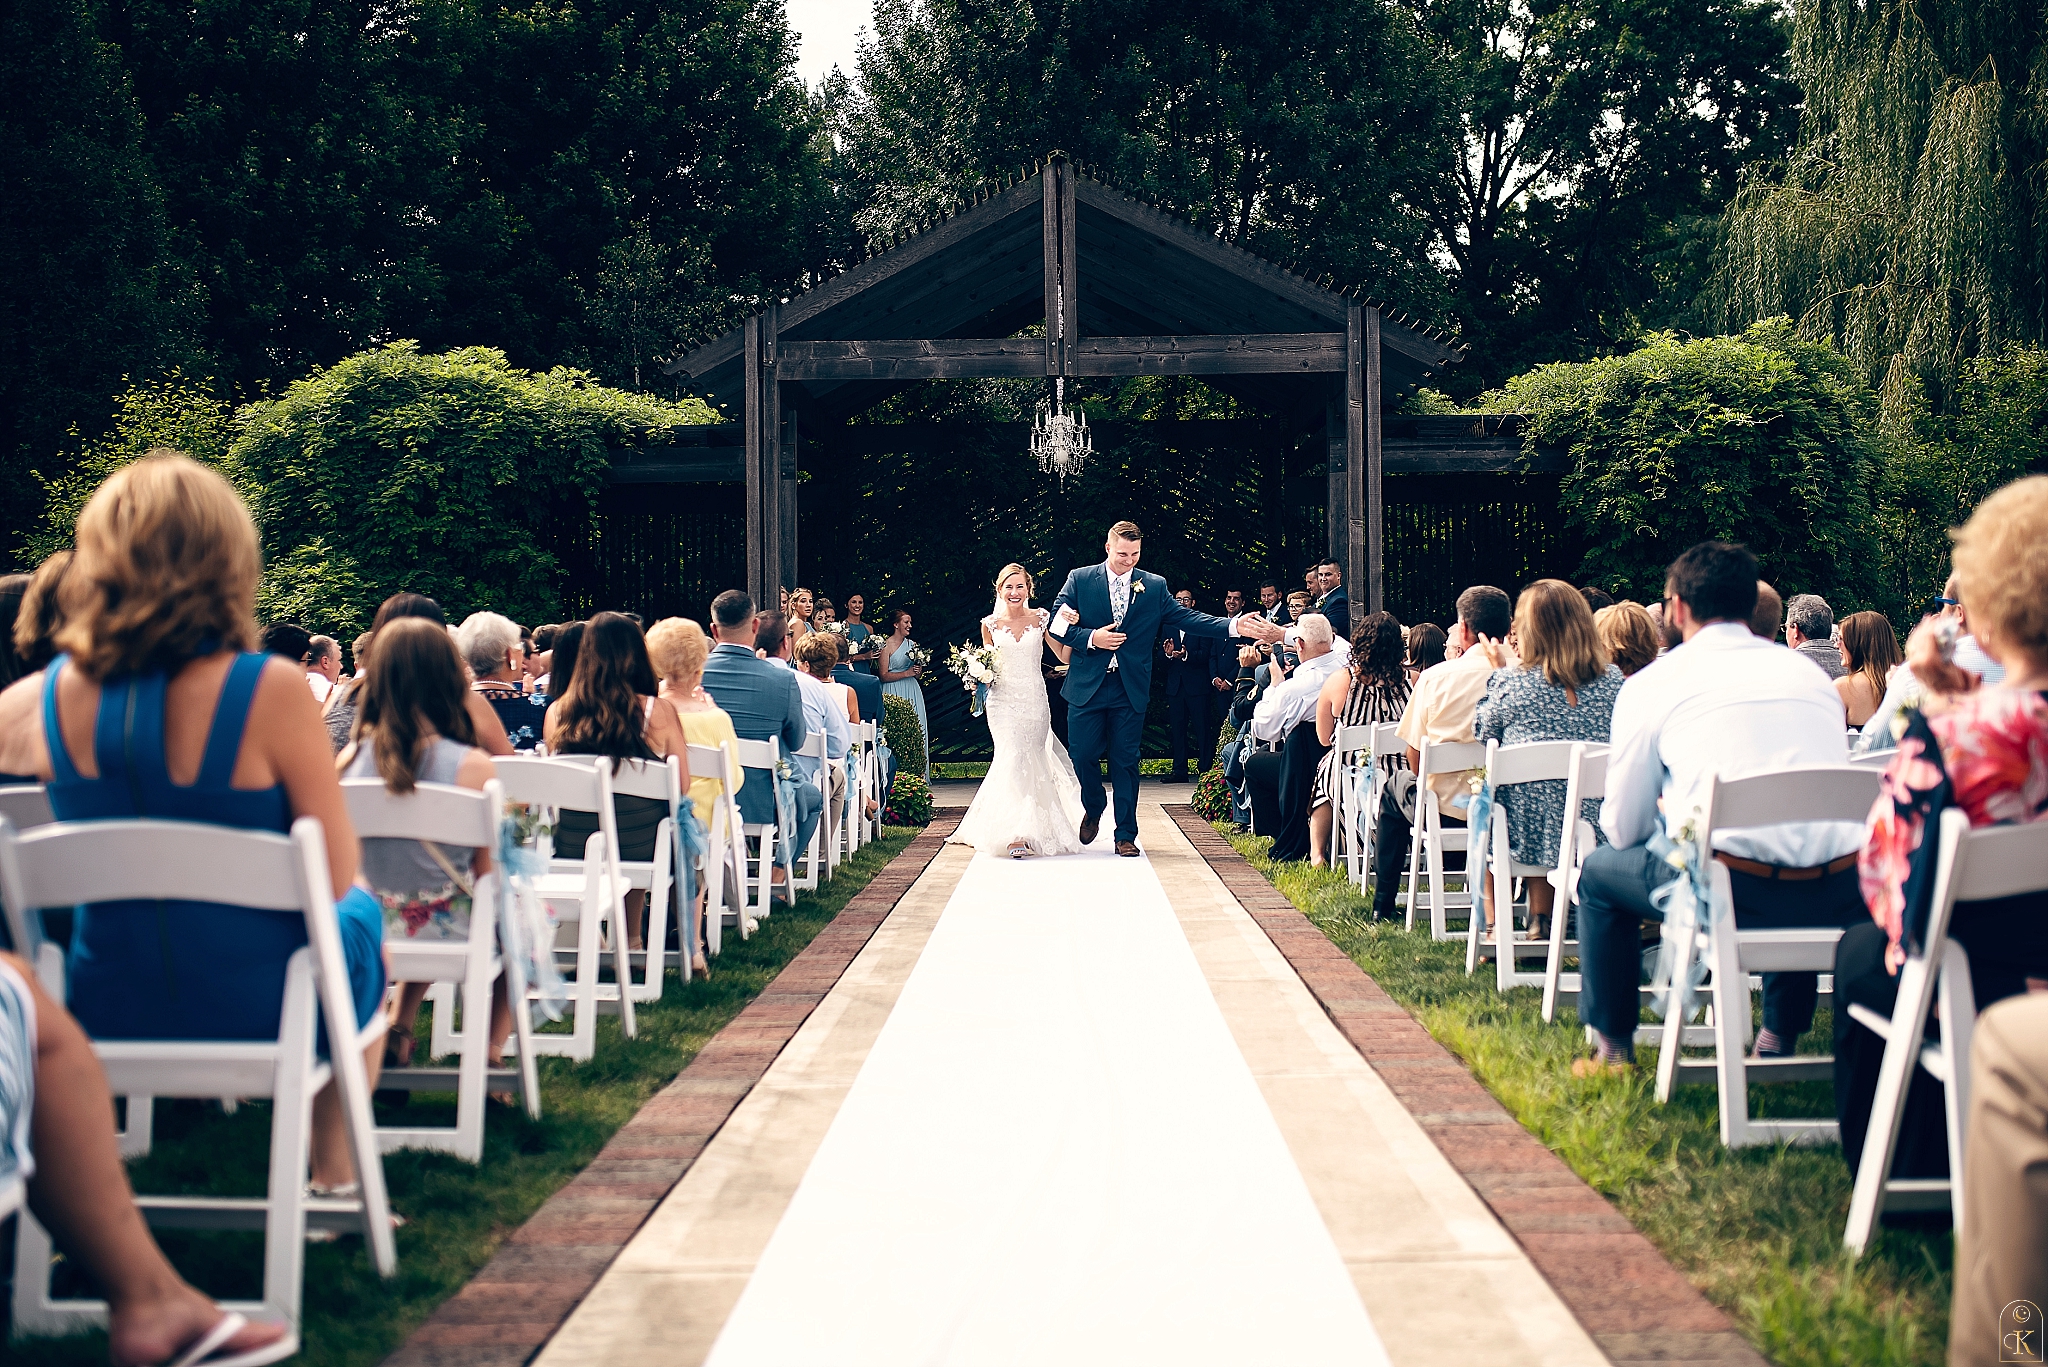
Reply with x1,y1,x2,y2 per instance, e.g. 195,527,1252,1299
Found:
947,641,1001,717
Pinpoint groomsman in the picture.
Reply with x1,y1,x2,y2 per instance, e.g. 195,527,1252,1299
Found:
1315,559,1351,639
1161,588,1215,784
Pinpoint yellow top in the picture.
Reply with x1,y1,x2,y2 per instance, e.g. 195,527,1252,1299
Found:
676,706,743,825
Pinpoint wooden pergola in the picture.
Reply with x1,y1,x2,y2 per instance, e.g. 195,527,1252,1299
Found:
656,154,1464,610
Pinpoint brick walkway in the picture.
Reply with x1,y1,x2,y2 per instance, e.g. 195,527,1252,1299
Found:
382,816,961,1367
1165,807,1769,1367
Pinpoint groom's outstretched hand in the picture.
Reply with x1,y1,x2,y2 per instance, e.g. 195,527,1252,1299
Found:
1236,614,1286,645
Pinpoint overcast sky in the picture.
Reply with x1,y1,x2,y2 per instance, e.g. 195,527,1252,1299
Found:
786,0,874,89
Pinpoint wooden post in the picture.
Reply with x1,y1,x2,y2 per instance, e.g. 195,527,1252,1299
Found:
1042,156,1076,376
1345,305,1368,610
763,304,785,600
743,315,768,606
778,402,799,593
1325,399,1346,570
1365,306,1384,614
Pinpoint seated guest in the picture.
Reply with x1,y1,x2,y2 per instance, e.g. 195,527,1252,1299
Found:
0,453,385,1191
340,617,510,1069
1751,581,1783,640
793,631,854,853
527,622,561,693
1579,585,1615,612
458,610,544,750
305,634,341,703
1839,475,2048,1183
1372,588,1511,920
0,951,294,1366
544,613,689,951
1573,541,1863,1076
15,551,72,678
1243,613,1345,861
1949,992,2048,1367
1307,612,1410,868
262,621,311,664
700,592,817,886
1473,581,1624,941
1595,602,1660,678
1855,574,2008,753
1785,593,1845,678
1405,622,1446,684
0,573,31,691
647,616,739,976
326,594,515,758
1834,610,1901,729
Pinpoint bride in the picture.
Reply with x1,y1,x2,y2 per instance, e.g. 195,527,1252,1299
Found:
947,563,1089,858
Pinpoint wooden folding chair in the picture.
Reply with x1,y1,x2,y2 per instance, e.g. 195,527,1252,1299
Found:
1404,738,1484,939
4,817,395,1343
342,777,541,1160
1653,764,1882,1147
1469,739,1584,991
1844,812,2048,1252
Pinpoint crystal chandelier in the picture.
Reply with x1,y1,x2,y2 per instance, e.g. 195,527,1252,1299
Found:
1032,376,1092,486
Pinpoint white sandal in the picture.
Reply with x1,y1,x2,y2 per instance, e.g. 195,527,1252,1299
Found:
157,1312,298,1367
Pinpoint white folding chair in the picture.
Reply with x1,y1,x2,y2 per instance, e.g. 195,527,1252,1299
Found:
1326,722,1391,882
844,722,877,858
1653,764,1882,1147
4,817,395,1343
490,756,636,1060
733,737,785,915
1540,744,1607,1023
1468,740,1584,991
1850,748,1897,768
1404,739,1484,939
685,741,747,955
789,734,832,892
1844,813,2048,1252
342,778,541,1160
607,755,684,999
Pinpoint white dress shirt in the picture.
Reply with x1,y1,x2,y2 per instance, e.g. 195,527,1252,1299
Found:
1600,621,1863,865
786,663,849,780
1248,649,1346,743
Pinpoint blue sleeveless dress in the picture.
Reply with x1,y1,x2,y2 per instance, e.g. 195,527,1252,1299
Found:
42,653,385,1042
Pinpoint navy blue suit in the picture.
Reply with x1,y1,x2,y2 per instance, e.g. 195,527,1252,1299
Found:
1161,627,1213,782
1317,588,1351,641
701,642,807,829
1050,564,1243,843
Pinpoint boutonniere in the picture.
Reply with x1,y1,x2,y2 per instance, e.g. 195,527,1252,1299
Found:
1131,580,1146,596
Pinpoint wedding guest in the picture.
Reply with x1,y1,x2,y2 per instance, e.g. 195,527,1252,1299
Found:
1314,560,1351,639
458,611,543,750
340,617,510,1070
1405,622,1446,683
1855,574,2009,753
1244,613,1345,861
262,622,311,666
1306,612,1410,868
305,635,341,703
1949,993,2048,1367
1573,542,1861,1076
1786,593,1845,678
876,607,929,774
528,622,561,693
1579,585,1615,612
794,631,855,853
15,551,72,676
1473,581,1624,942
841,592,876,673
1751,581,1783,640
544,612,689,951
348,632,371,680
1303,567,1321,601
0,453,385,1191
1373,588,1511,919
702,592,817,886
0,573,32,690
0,951,293,1367
548,621,585,706
645,616,734,976
328,595,515,758
1837,475,2048,1187
1594,602,1660,678
1834,610,1901,729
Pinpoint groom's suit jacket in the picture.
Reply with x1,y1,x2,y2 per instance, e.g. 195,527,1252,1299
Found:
1050,564,1241,712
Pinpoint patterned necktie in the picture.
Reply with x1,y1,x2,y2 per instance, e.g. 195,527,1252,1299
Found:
1111,572,1129,622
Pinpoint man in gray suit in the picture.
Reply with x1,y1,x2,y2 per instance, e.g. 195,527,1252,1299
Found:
701,589,818,885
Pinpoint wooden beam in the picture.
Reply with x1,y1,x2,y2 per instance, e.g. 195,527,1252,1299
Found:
1345,305,1369,612
1059,158,1078,372
1325,400,1345,572
1043,160,1063,376
777,337,1046,379
1364,307,1385,614
743,315,768,605
611,453,745,483
1074,332,1345,375
762,305,783,601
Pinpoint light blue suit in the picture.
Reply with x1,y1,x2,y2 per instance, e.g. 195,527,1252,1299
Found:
701,642,818,864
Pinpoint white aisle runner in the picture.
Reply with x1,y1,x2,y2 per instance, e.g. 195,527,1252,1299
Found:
704,846,1389,1366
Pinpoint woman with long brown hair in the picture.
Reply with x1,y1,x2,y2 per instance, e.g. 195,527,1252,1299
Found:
1307,612,1411,868
544,613,688,952
339,616,508,1068
1834,610,1901,728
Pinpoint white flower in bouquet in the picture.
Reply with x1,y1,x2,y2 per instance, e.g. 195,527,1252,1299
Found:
946,641,1002,716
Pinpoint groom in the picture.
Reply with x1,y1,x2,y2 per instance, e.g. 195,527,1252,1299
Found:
1051,520,1285,855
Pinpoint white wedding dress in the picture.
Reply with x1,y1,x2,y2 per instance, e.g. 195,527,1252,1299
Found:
947,609,1088,857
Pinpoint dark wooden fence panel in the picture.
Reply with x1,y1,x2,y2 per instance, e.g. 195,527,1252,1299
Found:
1381,474,1583,629
558,483,746,622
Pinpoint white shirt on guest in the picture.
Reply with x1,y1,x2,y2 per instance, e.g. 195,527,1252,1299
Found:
1600,621,1862,865
307,673,333,704
1248,649,1347,743
775,658,849,779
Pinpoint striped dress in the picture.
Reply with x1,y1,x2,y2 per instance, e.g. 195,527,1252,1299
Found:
1310,672,1411,810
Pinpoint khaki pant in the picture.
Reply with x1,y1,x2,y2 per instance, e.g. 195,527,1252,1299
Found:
1951,992,2048,1367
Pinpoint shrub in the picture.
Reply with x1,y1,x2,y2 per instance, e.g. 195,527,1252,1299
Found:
881,693,926,776
1190,764,1233,821
1494,320,1882,605
883,773,932,826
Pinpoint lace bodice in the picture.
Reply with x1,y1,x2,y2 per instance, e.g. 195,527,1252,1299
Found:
982,609,1050,687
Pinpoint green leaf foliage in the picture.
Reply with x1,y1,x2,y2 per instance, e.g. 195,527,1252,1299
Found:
234,343,713,634
882,772,933,827
880,693,927,779
1493,321,1882,605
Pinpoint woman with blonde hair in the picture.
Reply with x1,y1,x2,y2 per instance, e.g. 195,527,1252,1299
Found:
1472,579,1625,941
647,616,738,976
1593,600,1661,678
0,452,387,1195
1834,610,1901,728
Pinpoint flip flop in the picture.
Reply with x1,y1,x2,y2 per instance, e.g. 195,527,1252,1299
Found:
160,1312,298,1367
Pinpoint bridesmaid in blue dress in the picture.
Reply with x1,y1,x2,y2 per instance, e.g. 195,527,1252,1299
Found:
0,454,387,1194
875,607,929,774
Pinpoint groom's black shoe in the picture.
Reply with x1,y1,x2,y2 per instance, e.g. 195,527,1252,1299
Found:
1115,840,1141,858
1079,812,1100,847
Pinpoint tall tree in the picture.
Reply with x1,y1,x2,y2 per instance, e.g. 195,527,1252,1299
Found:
831,0,1459,321
1407,0,1800,393
1716,1,2048,413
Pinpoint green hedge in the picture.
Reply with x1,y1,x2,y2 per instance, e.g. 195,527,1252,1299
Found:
881,692,927,776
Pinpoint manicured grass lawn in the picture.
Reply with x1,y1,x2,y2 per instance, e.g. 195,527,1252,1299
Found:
1224,825,1950,1367
7,829,921,1367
